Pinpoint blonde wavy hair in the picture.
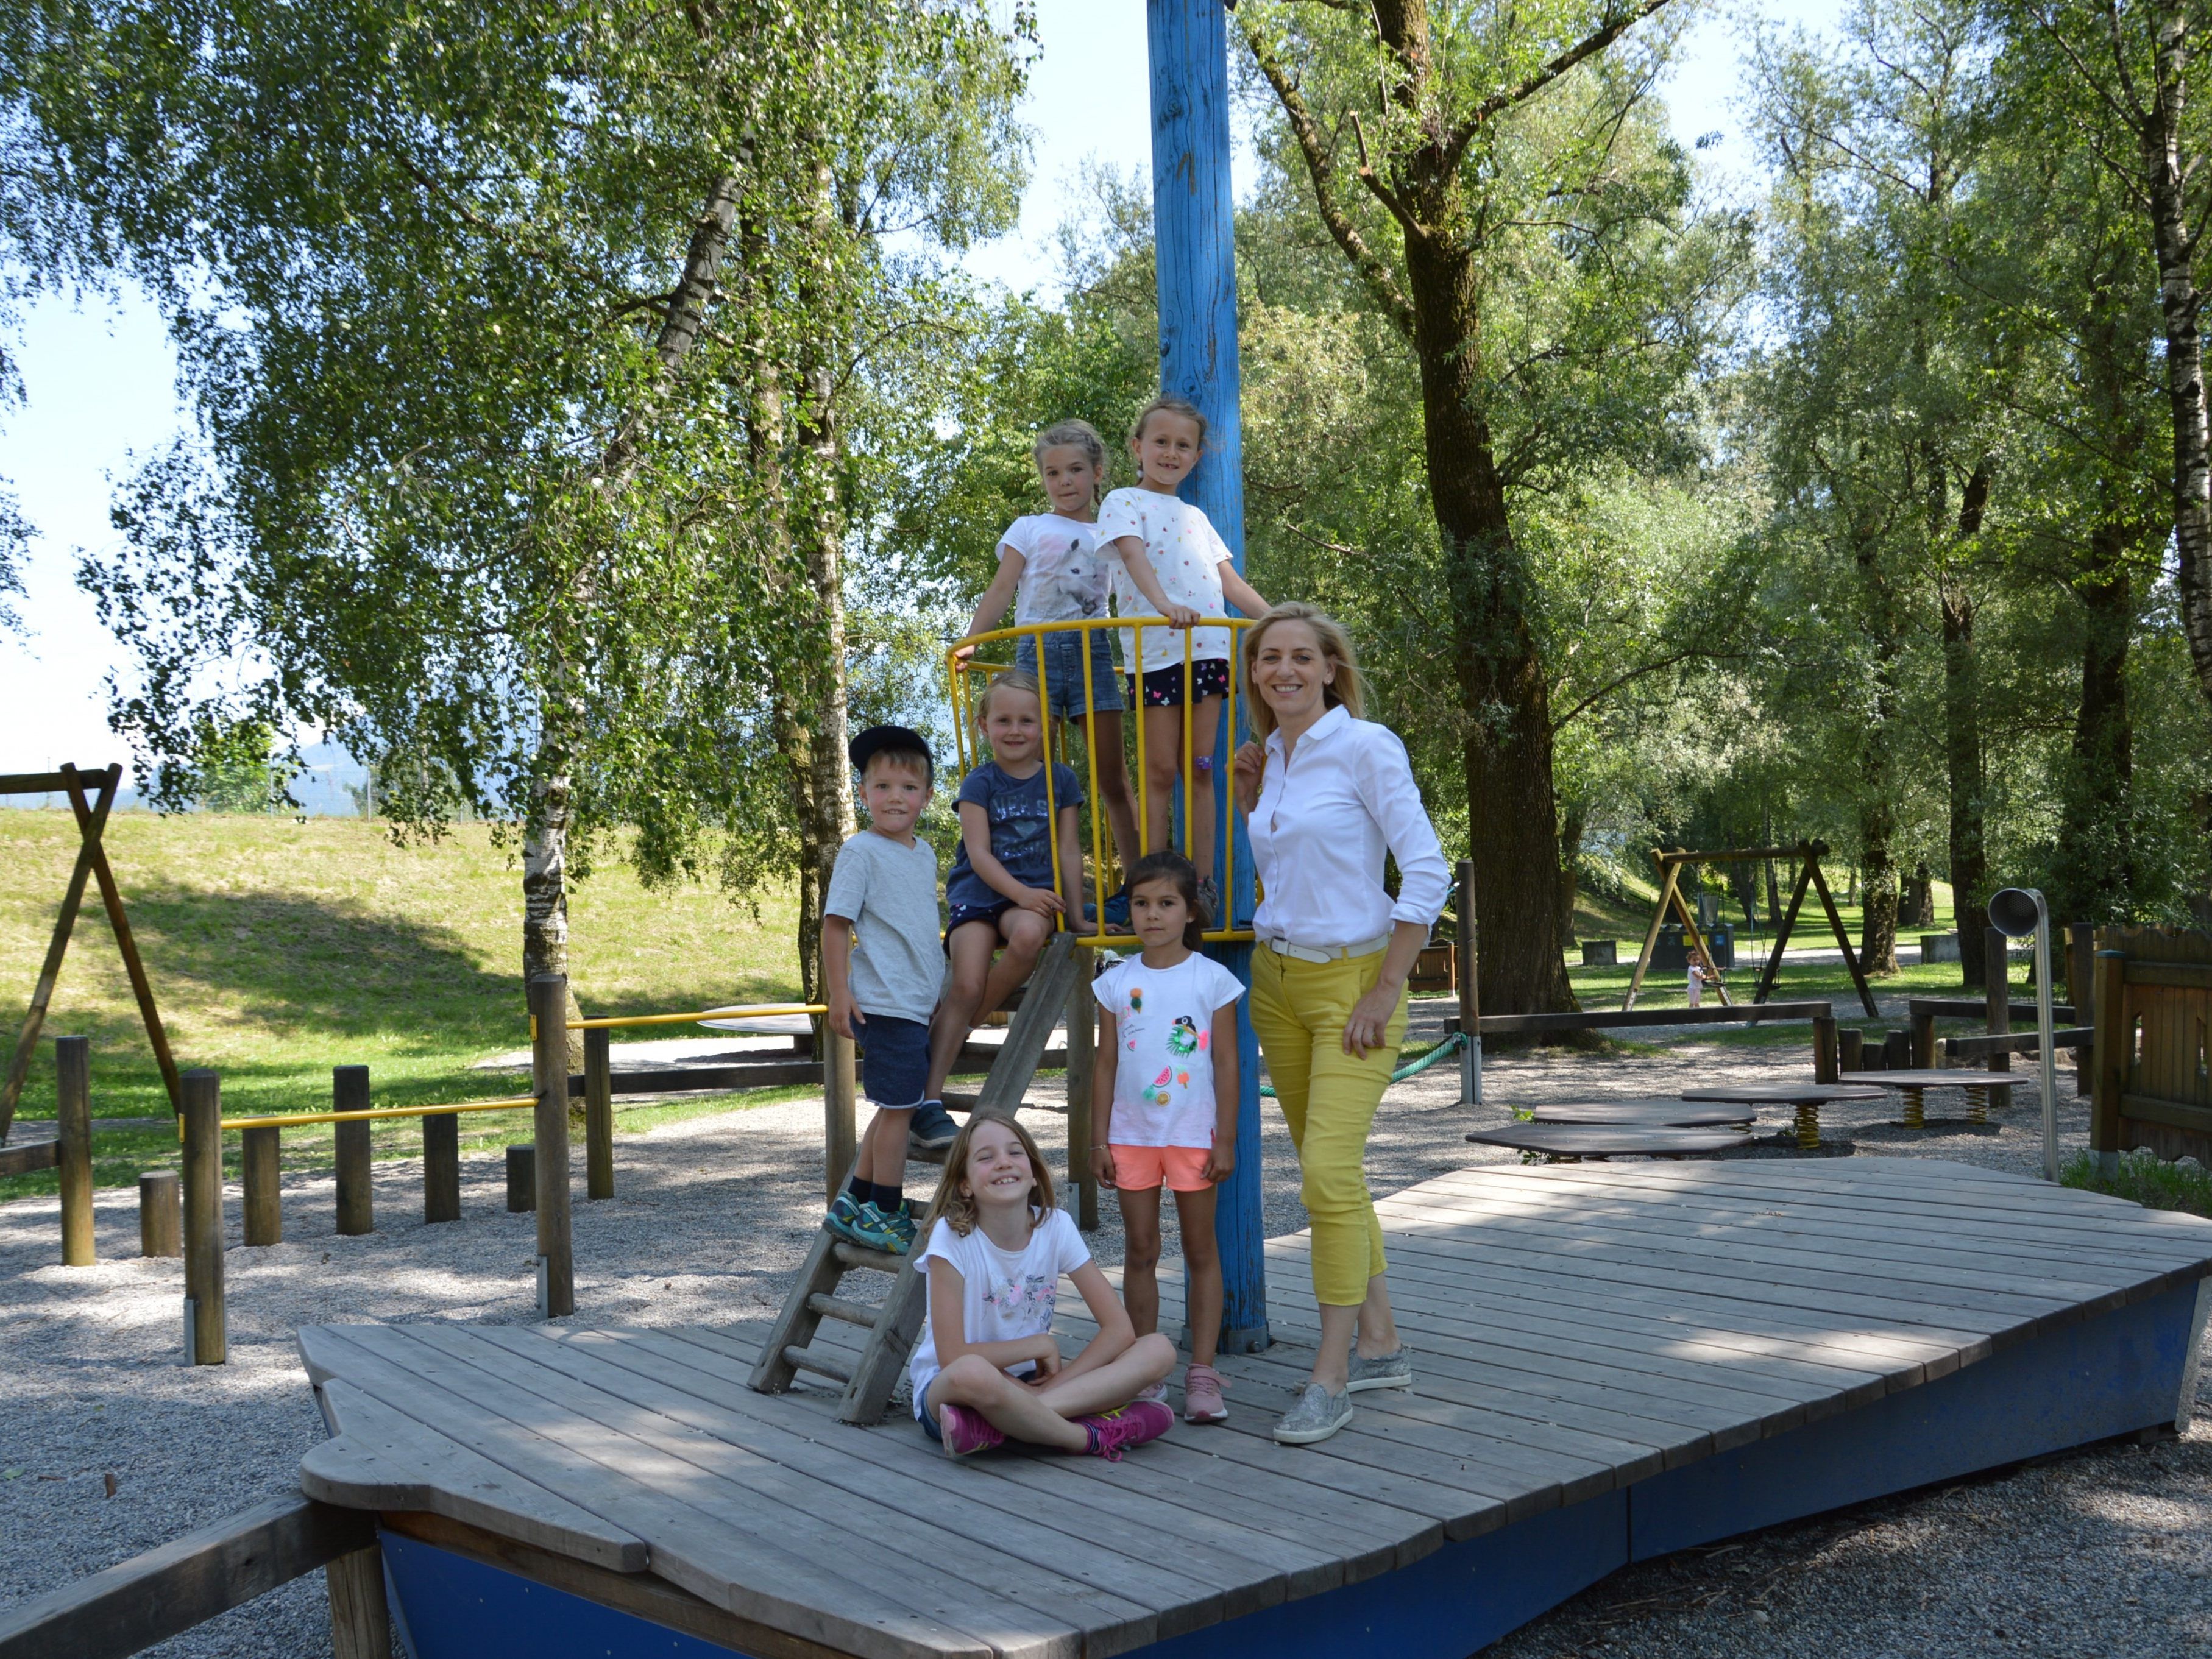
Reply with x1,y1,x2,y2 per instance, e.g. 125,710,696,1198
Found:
921,1112,1058,1238
1241,602,1366,743
974,667,1041,724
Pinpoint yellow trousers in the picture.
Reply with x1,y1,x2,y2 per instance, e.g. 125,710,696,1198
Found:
1249,946,1408,1307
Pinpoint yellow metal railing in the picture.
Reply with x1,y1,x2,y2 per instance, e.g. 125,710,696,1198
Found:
219,1095,537,1133
948,615,1255,949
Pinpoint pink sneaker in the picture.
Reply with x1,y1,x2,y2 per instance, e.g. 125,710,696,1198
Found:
1077,1399,1174,1461
935,1403,1005,1457
1182,1364,1229,1423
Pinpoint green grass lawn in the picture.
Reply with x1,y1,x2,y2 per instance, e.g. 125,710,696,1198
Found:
1,812,803,1197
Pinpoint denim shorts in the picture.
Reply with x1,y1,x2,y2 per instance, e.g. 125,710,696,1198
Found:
1015,628,1124,718
856,1013,931,1108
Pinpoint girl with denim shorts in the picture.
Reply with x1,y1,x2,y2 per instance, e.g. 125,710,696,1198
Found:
1099,397,1270,919
961,419,1140,921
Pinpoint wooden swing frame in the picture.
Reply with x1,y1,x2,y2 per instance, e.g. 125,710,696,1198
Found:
0,763,182,1142
1623,841,1879,1018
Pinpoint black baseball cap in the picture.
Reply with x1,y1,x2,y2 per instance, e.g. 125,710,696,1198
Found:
849,723,934,785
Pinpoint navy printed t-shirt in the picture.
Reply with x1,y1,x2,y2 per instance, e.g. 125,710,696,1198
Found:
945,760,1086,910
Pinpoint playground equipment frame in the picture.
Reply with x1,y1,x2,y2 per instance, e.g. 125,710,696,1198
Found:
0,763,182,1141
1623,840,1879,1018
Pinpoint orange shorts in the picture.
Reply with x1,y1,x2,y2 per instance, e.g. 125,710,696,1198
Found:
1109,1143,1213,1192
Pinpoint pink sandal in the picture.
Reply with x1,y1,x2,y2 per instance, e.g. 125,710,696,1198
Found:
1182,1363,1229,1423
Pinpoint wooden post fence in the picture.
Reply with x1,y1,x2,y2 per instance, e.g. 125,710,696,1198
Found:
242,1126,281,1246
140,1172,180,1258
423,1112,460,1223
506,1144,535,1213
56,1035,93,1266
332,1066,372,1236
529,975,575,1318
180,1069,225,1365
822,1024,857,1208
584,1025,614,1201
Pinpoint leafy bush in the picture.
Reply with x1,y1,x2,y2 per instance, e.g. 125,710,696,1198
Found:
2059,1150,2212,1219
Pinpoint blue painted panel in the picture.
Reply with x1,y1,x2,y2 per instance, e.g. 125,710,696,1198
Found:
381,1532,757,1659
1127,1491,1626,1659
1629,1278,2202,1560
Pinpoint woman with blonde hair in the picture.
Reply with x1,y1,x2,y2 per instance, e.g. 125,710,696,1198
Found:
1232,602,1448,1445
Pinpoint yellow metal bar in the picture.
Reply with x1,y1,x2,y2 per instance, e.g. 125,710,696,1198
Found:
1033,624,1064,932
1181,626,1194,863
1132,621,1149,857
1080,621,1106,926
1224,618,1238,923
566,1003,826,1031
220,1095,537,1133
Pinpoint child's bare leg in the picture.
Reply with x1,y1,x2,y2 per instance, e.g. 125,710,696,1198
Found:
1174,1183,1222,1368
928,1356,1087,1451
1030,1332,1178,1418
862,1108,914,1190
924,924,998,1101
973,908,1052,1021
1080,709,1141,882
1189,695,1224,885
1117,1185,1163,1340
1140,702,1183,859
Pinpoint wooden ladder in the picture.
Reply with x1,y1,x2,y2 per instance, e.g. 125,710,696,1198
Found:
748,932,1087,1424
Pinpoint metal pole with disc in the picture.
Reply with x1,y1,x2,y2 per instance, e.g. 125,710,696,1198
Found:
1150,0,1266,1352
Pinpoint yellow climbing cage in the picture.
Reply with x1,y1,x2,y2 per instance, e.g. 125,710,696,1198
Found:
946,614,1256,950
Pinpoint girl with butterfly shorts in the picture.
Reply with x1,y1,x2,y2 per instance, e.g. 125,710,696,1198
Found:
909,1112,1177,1459
1089,850,1244,1423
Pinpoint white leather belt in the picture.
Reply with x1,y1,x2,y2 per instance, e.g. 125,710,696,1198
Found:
1263,934,1391,964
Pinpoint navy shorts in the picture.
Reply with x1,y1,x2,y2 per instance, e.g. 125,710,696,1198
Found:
856,1013,931,1108
945,898,1016,945
1129,656,1231,708
1015,629,1124,718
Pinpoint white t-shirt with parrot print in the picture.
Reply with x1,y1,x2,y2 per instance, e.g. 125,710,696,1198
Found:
1094,951,1245,1149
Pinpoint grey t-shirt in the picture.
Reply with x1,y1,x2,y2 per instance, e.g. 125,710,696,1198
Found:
823,830,945,1024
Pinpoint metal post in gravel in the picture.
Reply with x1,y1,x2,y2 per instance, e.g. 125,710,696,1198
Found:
140,1170,180,1257
530,974,574,1317
181,1068,225,1364
242,1125,282,1245
822,1025,856,1208
55,1035,94,1266
423,1112,460,1223
332,1066,373,1236
584,1025,614,1201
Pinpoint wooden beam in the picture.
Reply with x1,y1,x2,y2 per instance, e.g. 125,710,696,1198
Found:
1753,857,1813,1005
1806,855,1879,1018
0,1137,57,1176
0,769,83,796
1622,852,1684,1012
0,1495,373,1659
530,974,575,1318
559,1045,1070,1099
1653,845,1811,865
1467,1000,1831,1036
1940,1028,2094,1061
0,765,119,1137
65,765,183,1116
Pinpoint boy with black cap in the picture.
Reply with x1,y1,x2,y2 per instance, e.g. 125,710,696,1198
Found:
823,723,946,1253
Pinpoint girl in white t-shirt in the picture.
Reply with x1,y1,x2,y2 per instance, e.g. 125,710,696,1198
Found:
909,1112,1176,1458
961,420,1140,917
1098,397,1270,915
1090,851,1244,1424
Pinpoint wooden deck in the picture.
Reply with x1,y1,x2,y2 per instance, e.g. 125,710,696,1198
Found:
296,1159,2212,1659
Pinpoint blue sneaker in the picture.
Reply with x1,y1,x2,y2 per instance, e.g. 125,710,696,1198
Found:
886,1200,919,1251
1102,885,1132,929
849,1201,911,1255
907,1102,958,1157
824,1192,866,1243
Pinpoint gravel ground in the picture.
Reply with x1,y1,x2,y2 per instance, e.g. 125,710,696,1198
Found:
2,999,2205,1658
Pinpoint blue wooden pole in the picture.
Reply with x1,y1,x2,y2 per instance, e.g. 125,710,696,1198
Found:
1150,0,1267,1352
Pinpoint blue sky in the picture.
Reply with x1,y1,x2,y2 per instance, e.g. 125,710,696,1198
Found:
0,0,1841,784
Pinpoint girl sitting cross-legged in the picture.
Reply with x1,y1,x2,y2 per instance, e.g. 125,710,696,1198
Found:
908,1112,1177,1459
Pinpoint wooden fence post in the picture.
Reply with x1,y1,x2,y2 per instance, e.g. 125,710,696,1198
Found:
422,1112,459,1224
325,1538,392,1659
1838,1028,1864,1073
530,974,575,1317
241,1127,282,1247
584,1025,614,1201
1812,1015,1838,1084
823,1025,857,1208
181,1069,225,1365
2091,933,2127,1172
1909,1005,1935,1069
139,1172,180,1258
1065,947,1097,1231
332,1067,372,1237
55,1035,93,1267
506,1144,535,1213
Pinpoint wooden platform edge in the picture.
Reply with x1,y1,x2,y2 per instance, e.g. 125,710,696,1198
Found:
0,1137,58,1176
0,1495,375,1659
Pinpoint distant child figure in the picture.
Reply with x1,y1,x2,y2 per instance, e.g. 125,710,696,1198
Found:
909,1111,1177,1457
1090,852,1243,1423
821,724,945,1255
960,420,1140,922
1098,397,1270,917
919,671,1085,1111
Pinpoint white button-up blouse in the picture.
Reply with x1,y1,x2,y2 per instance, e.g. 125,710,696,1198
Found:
1246,705,1450,948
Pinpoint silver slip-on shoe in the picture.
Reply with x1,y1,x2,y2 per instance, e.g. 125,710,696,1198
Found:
1272,1382,1353,1445
1346,1349,1413,1393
